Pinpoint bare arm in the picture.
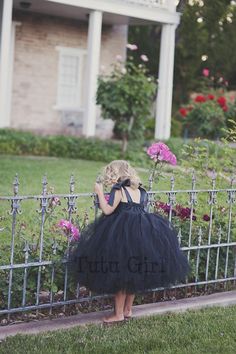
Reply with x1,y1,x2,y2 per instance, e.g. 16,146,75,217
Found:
94,183,122,215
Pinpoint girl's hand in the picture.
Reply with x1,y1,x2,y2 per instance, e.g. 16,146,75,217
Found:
94,182,103,194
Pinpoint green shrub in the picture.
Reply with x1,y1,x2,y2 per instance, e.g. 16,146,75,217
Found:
0,129,122,163
184,100,226,139
97,53,156,153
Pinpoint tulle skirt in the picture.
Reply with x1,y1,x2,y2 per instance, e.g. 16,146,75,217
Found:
69,204,190,294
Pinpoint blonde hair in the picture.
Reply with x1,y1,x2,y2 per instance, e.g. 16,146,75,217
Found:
102,160,141,189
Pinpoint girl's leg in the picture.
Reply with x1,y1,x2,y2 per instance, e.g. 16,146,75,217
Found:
123,294,135,317
103,290,126,323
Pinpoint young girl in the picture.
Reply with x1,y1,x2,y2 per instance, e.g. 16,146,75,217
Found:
70,160,190,324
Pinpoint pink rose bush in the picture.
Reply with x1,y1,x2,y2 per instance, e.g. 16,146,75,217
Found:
57,219,80,242
147,142,177,166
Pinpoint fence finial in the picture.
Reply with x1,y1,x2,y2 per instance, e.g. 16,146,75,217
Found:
211,170,216,189
13,174,19,196
70,175,75,194
170,175,175,191
192,169,196,189
42,175,48,196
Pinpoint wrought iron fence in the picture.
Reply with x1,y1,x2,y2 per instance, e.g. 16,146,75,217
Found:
0,173,236,320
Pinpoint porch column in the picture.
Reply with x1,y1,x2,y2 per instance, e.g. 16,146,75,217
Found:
0,0,13,128
155,23,177,140
83,10,103,136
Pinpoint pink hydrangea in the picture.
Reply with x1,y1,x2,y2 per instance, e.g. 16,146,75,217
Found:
147,142,177,166
57,219,80,242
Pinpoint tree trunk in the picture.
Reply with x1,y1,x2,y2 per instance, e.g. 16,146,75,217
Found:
121,116,134,156
121,134,128,157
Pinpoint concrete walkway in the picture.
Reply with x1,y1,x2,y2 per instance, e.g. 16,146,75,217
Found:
1,290,236,340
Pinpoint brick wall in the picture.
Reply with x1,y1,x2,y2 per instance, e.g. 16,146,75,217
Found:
11,10,127,138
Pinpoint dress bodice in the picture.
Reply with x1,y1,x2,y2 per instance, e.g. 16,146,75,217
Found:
108,179,147,212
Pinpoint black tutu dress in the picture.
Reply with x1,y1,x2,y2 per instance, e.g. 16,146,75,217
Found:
70,179,190,295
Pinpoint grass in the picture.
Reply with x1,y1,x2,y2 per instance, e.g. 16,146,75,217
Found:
0,154,232,196
0,154,234,243
1,306,236,354
0,155,106,195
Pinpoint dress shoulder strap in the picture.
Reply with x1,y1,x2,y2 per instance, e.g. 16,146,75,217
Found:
122,187,133,203
139,185,148,205
107,179,131,206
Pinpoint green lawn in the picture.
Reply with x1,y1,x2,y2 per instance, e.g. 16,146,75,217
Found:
0,306,236,354
0,155,234,247
0,154,231,196
0,155,106,195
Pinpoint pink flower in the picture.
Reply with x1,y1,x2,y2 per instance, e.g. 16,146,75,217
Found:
51,197,60,206
58,219,71,228
202,68,209,77
140,54,149,62
147,142,177,166
98,194,110,209
168,153,177,166
70,225,80,241
126,43,138,51
57,219,80,242
104,194,110,203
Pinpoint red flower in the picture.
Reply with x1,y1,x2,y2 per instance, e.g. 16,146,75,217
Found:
217,96,226,107
207,94,215,100
222,105,228,112
203,214,210,221
195,95,206,103
179,108,188,117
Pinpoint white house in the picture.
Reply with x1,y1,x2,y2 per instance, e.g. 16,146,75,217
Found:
0,0,180,139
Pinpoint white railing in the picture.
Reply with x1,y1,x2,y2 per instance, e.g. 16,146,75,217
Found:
114,0,169,9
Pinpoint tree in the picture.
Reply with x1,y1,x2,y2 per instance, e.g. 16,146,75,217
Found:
128,0,236,108
96,52,156,154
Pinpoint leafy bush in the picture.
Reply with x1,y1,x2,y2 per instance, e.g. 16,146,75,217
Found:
97,46,156,153
176,66,236,139
0,129,122,162
180,98,226,139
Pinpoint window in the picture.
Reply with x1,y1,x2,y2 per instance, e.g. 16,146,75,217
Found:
55,47,87,109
